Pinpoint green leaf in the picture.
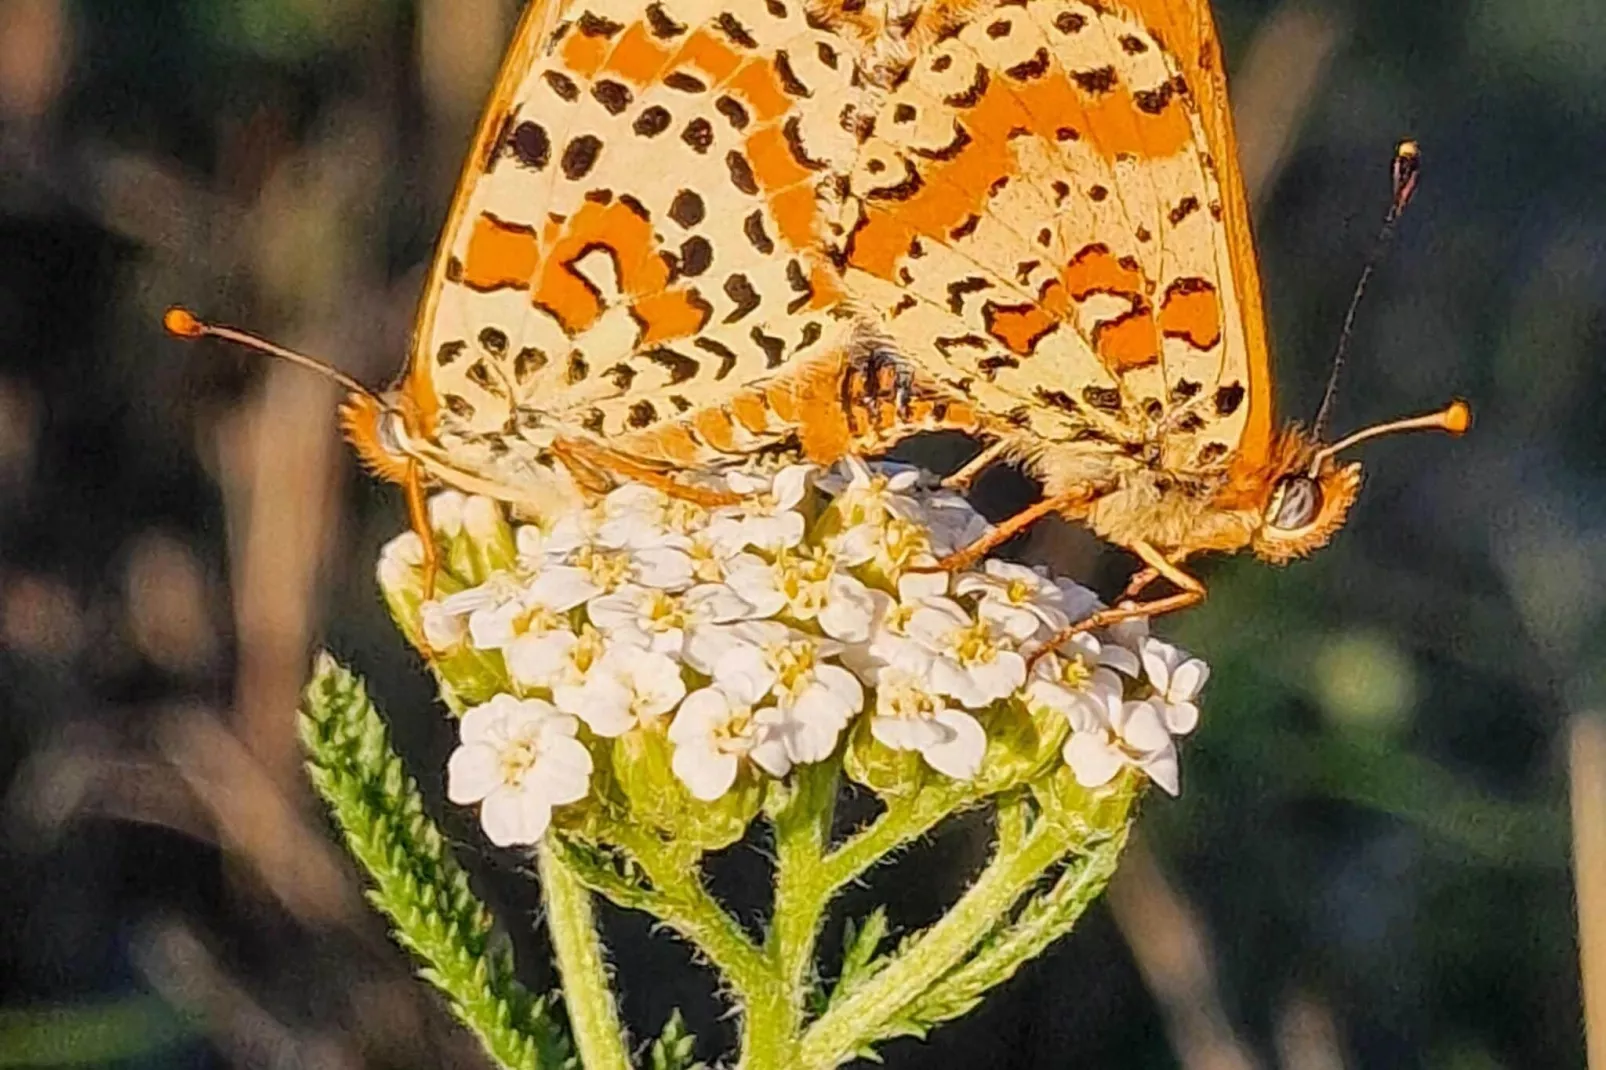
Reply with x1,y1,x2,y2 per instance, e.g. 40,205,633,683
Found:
829,909,892,1005
299,652,575,1070
646,1009,706,1070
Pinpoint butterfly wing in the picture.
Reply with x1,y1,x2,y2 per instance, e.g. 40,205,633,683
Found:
832,0,1272,479
405,0,860,476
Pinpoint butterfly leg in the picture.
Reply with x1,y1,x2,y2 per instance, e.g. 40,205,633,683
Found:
941,440,1010,492
924,488,1093,573
1028,542,1203,665
403,459,439,602
550,437,742,508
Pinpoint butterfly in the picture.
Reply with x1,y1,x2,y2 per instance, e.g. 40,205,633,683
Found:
810,0,1468,639
167,0,919,584
167,0,1467,634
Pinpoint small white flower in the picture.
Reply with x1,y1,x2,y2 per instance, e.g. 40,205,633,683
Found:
1139,638,1209,735
904,598,1026,708
723,547,877,642
668,677,791,800
587,582,755,655
818,456,924,526
1026,660,1125,731
446,695,593,846
832,514,940,578
870,666,988,780
506,623,612,696
1062,694,1181,796
560,648,687,737
956,560,1071,641
838,571,950,682
686,620,862,763
376,531,425,595
597,483,710,550
531,541,694,607
423,574,541,651
429,491,469,537
706,464,813,553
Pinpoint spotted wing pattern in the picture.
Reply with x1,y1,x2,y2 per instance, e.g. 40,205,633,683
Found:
407,0,860,478
833,0,1264,479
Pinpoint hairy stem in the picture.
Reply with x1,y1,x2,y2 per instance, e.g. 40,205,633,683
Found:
797,820,1073,1067
538,845,631,1070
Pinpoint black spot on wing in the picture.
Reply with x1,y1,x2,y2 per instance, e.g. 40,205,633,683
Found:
715,12,758,47
645,3,686,37
723,274,761,322
774,51,811,96
946,276,991,313
509,121,550,168
633,105,671,137
577,11,623,37
911,122,971,161
668,189,705,228
561,135,602,179
436,340,466,366
628,400,658,428
592,79,632,115
866,159,924,201
1072,66,1117,94
1006,48,1050,81
726,150,759,195
744,211,774,254
751,327,785,367
716,95,750,130
1083,385,1123,412
1214,382,1244,416
694,337,739,379
543,70,579,101
681,117,714,153
783,116,827,170
646,347,699,384
664,71,707,93
478,327,508,356
944,65,989,108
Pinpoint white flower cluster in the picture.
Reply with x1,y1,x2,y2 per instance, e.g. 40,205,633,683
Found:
379,458,1209,847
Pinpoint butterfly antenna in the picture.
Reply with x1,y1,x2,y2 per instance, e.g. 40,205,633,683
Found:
163,306,377,400
1311,139,1422,438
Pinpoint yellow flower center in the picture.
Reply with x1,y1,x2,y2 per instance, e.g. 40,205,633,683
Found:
642,590,686,632
949,620,1000,667
1006,578,1033,605
882,678,940,721
498,736,541,788
712,705,756,754
569,626,606,676
769,639,819,699
575,546,634,591
1056,654,1093,690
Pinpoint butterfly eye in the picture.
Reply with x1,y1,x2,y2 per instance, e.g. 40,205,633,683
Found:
377,408,407,457
1266,476,1323,531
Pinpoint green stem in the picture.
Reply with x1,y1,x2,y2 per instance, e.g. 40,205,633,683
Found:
602,823,772,998
908,822,1130,1024
817,784,972,897
537,845,631,1070
743,765,840,1068
796,820,1073,1068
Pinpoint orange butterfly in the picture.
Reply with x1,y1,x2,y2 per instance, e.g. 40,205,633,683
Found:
809,0,1468,640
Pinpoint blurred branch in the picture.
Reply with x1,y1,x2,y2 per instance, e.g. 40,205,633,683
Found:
1274,990,1348,1070
1107,838,1262,1070
134,918,362,1070
1232,1,1348,207
1300,734,1568,867
1571,714,1606,1070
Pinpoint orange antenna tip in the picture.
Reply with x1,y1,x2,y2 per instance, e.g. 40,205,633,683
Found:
164,306,205,339
1443,398,1471,435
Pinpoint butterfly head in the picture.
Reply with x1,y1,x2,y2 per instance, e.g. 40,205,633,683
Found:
339,390,416,484
1250,399,1470,564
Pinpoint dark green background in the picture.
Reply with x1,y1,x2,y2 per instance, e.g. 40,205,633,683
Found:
0,0,1597,1066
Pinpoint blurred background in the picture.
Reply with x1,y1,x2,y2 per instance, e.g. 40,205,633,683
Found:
0,0,1601,1066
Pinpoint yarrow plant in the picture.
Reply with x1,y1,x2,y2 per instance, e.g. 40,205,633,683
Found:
301,455,1210,1069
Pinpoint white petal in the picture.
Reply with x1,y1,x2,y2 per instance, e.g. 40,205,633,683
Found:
669,688,731,743
446,744,501,804
479,788,551,846
538,736,595,804
819,576,875,642
896,569,950,602
748,732,793,778
528,566,600,610
1139,742,1181,796
572,675,636,737
713,645,778,702
421,603,467,648
459,696,514,746
871,714,946,752
628,652,688,716
1169,658,1210,702
1163,700,1200,736
587,588,645,632
724,556,786,616
770,464,814,508
978,600,1045,643
1098,642,1142,678
468,601,522,650
924,709,987,780
428,491,467,536
970,651,1027,704
1119,700,1172,754
814,664,865,714
672,745,739,801
632,547,695,590
1064,732,1123,789
685,583,756,623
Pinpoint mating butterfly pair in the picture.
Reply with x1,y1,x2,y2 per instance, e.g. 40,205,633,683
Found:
168,0,1467,638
